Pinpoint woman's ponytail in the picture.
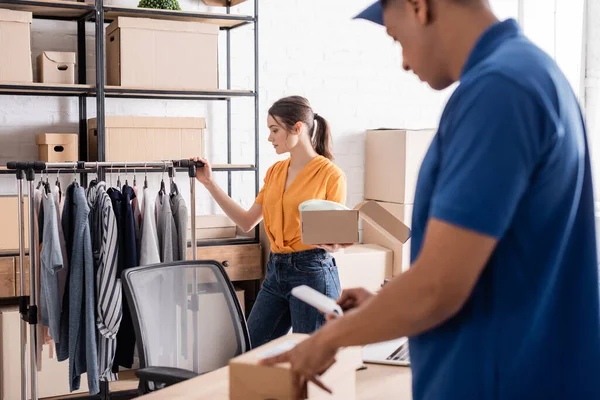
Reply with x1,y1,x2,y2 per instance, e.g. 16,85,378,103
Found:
312,114,333,160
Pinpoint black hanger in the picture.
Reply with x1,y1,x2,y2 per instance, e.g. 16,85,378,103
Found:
159,176,166,195
55,171,62,203
169,167,179,196
143,164,148,189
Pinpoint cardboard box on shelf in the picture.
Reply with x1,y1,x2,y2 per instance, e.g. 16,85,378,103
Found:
300,201,410,246
1,307,89,399
36,51,76,84
106,17,218,90
365,128,436,204
0,196,29,252
35,133,78,162
335,244,392,293
363,202,413,276
0,9,32,83
188,215,237,241
87,116,205,162
229,334,362,400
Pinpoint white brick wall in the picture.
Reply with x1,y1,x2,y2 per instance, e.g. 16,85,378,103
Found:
0,0,451,213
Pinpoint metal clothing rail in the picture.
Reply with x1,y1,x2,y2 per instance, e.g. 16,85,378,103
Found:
7,159,201,400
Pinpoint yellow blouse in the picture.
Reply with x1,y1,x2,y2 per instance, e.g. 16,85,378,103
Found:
255,155,347,253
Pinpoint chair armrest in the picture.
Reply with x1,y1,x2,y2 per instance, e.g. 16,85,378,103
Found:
135,366,199,386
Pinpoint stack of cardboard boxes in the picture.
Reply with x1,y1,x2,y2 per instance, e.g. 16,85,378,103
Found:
362,128,437,277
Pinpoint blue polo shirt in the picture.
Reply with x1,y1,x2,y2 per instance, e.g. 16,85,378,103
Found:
409,19,600,399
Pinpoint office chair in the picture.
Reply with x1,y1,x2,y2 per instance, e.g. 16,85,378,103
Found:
122,260,251,395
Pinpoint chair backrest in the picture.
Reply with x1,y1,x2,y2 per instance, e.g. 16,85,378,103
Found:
122,260,250,385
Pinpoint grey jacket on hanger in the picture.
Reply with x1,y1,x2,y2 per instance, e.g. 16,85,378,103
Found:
155,192,177,263
57,184,99,395
170,193,188,262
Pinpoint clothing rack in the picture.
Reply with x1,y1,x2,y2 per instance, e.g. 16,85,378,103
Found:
7,159,202,400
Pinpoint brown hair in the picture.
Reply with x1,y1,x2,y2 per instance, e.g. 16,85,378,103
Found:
268,96,334,160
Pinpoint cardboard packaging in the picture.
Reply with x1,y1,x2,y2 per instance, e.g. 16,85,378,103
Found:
235,287,245,313
365,128,436,204
0,9,32,83
1,307,89,398
0,196,29,252
87,116,205,162
300,201,410,246
188,214,236,241
335,244,392,292
0,258,15,298
363,202,413,276
230,334,362,400
35,133,78,162
36,51,76,84
106,17,219,90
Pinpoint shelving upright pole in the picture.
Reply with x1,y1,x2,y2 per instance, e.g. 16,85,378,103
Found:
26,168,39,400
16,169,27,400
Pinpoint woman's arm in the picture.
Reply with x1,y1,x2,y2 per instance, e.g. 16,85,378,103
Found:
193,157,263,232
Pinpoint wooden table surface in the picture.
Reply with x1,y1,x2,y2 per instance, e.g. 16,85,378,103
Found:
138,363,412,399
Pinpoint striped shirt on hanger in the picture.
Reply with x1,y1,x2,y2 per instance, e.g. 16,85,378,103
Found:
87,182,121,381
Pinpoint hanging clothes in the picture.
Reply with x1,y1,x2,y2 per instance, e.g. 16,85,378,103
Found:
39,192,64,343
139,187,160,266
155,191,177,263
53,184,69,311
108,184,138,372
33,187,47,370
169,191,189,357
57,184,99,395
132,184,143,258
87,182,121,382
170,193,187,262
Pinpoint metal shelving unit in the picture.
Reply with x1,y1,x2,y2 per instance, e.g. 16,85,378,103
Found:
0,0,260,399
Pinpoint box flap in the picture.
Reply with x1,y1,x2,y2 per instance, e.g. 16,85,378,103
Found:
42,51,76,65
88,116,207,129
0,8,32,24
354,201,411,243
35,133,78,145
108,16,219,35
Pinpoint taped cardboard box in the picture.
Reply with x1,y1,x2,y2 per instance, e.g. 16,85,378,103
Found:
106,17,218,90
36,51,76,84
188,214,236,241
230,334,362,400
0,196,29,252
0,9,32,83
36,133,78,162
300,201,410,246
363,202,413,276
335,244,392,292
88,116,205,162
365,128,436,204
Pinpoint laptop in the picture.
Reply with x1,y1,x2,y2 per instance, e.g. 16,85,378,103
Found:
362,337,410,366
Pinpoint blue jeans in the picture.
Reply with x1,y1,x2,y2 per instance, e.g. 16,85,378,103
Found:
247,248,341,348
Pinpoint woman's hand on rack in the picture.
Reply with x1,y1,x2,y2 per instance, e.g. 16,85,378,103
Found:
192,157,213,185
315,243,353,253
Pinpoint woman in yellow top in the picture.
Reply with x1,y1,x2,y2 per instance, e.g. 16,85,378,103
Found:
194,96,347,348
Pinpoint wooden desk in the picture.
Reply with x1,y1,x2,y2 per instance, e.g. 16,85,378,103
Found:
138,364,412,399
